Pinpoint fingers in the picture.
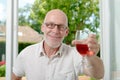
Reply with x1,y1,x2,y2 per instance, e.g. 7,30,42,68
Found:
88,43,100,55
89,34,96,39
87,34,100,55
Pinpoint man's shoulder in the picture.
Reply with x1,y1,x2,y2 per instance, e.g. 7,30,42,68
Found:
20,42,42,54
62,43,75,52
62,43,74,49
25,42,40,49
61,43,79,58
26,42,41,49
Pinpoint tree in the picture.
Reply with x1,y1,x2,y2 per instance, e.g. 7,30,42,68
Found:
30,0,100,44
18,4,32,26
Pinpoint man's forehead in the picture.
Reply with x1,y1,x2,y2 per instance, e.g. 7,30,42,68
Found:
47,9,65,16
44,9,68,26
46,10,66,19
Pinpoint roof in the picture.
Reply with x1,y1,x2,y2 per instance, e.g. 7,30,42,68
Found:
0,26,43,43
0,26,6,41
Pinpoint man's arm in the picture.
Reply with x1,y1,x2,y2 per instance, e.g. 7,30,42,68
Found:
84,55,104,79
72,34,104,79
12,73,22,80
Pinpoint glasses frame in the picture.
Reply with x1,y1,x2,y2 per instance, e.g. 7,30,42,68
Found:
44,22,67,31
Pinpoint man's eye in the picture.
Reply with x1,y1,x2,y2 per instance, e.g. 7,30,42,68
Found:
47,24,52,27
60,25,65,28
46,23,50,26
50,24,54,26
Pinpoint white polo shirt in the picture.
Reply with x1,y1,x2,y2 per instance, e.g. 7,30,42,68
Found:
13,40,83,80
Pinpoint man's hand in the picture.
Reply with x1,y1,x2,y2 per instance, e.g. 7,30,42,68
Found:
12,73,22,80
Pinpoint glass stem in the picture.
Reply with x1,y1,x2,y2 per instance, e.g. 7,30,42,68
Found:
80,56,85,75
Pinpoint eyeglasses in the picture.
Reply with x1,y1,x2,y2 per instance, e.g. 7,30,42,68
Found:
44,22,67,31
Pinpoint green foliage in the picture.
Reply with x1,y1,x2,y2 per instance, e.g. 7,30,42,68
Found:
0,65,5,77
29,0,100,44
90,77,97,80
0,41,5,61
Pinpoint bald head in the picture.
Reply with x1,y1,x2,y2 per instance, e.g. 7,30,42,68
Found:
44,9,68,27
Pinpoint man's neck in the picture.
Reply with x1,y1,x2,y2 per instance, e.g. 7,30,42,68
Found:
43,41,60,58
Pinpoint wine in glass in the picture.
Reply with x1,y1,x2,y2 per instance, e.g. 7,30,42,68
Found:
75,30,90,56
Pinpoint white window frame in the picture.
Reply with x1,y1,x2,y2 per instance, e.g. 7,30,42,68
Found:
6,0,18,79
100,0,110,79
100,0,119,80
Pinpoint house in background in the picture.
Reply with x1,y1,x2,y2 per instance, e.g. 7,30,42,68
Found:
0,26,43,61
0,26,6,42
18,26,43,43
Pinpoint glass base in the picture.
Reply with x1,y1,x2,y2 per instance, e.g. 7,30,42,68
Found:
78,75,96,80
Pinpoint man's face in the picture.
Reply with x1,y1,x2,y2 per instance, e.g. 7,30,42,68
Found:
41,11,69,48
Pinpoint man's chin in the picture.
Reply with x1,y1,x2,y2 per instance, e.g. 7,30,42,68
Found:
49,44,60,48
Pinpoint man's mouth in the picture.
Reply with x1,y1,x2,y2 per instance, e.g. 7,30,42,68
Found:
49,34,61,39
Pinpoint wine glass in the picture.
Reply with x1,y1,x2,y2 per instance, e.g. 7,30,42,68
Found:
75,30,90,75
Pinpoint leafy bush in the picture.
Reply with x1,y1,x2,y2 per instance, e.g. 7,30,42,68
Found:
0,65,5,77
0,41,5,61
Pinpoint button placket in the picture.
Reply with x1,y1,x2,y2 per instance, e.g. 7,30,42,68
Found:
47,57,60,80
46,58,54,80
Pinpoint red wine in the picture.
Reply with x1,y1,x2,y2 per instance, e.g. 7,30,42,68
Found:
76,44,89,56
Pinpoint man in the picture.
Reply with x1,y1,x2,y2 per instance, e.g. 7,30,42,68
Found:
12,9,104,80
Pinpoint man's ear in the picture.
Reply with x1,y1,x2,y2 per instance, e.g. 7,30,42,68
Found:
41,24,44,32
65,29,69,37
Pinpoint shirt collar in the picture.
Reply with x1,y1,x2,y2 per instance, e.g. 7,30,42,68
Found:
35,40,44,57
38,40,64,57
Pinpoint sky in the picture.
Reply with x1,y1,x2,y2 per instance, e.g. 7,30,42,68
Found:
0,0,34,21
0,0,6,21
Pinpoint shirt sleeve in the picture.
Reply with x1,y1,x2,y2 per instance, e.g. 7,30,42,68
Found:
13,51,25,77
